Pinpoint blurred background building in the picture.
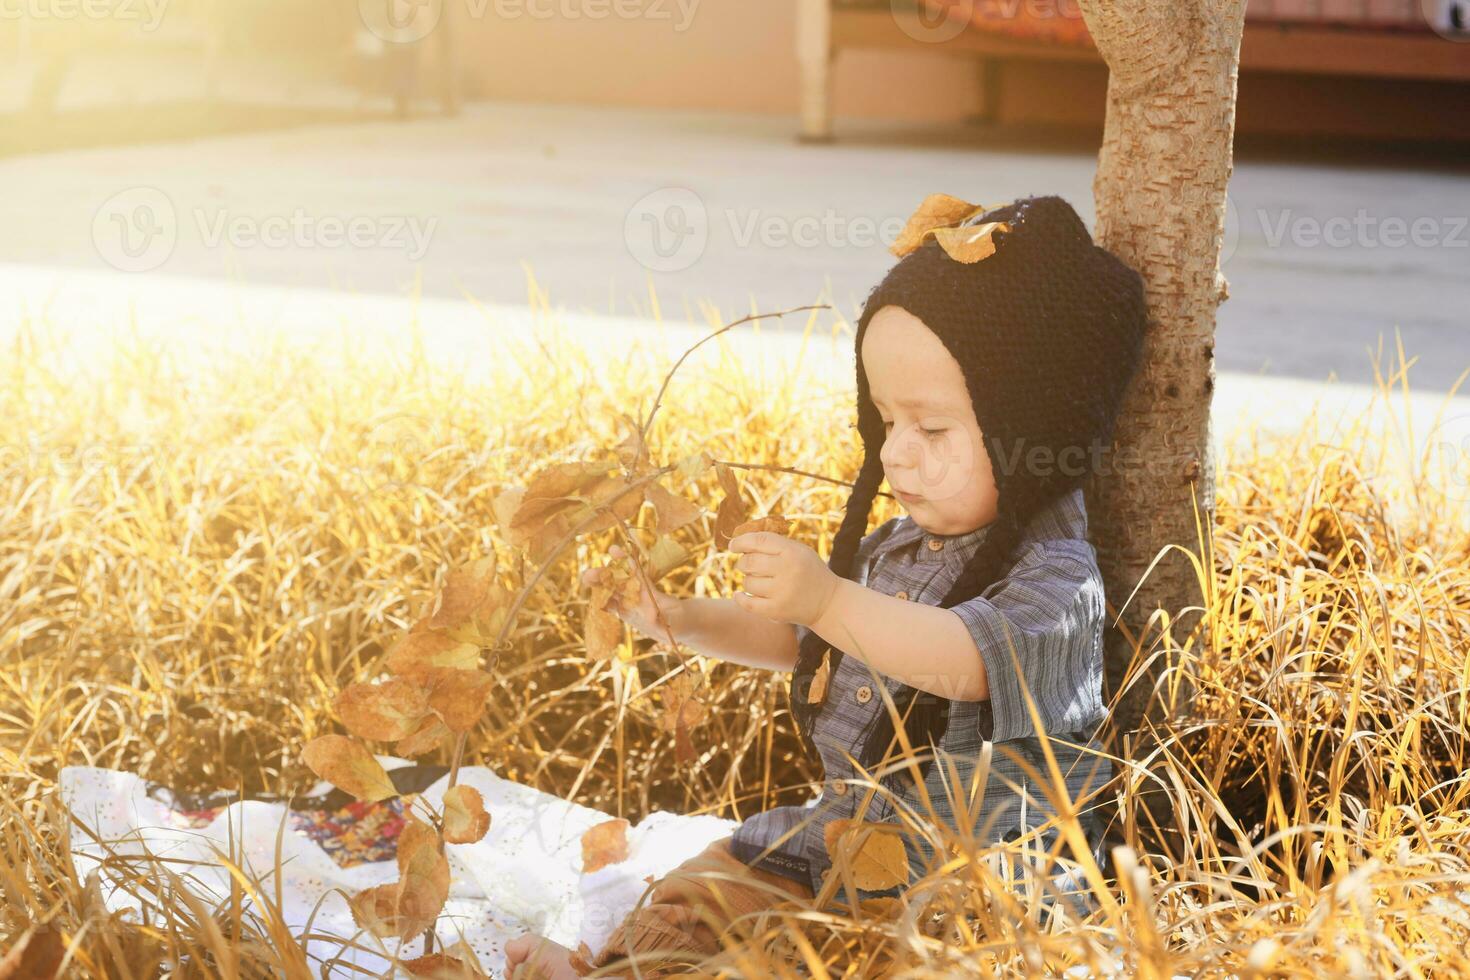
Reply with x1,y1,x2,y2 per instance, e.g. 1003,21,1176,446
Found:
5,0,1468,156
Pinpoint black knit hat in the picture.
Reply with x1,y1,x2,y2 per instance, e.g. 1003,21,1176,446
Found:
790,194,1149,779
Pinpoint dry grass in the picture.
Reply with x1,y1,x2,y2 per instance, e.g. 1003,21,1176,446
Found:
2,307,1468,978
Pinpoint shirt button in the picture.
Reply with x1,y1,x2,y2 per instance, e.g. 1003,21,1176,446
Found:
830,779,848,796
926,538,944,552
855,685,873,704
894,589,909,600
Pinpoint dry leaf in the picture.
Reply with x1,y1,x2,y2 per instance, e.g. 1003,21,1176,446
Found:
575,471,648,536
646,533,690,581
490,485,526,537
334,677,430,742
675,450,713,482
395,714,451,758
644,482,703,533
656,672,709,733
426,557,509,644
442,785,491,844
585,583,625,663
712,463,748,550
0,923,64,980
569,942,598,976
396,817,451,935
348,883,403,939
729,515,793,540
674,721,696,765
613,412,651,475
890,193,985,257
932,220,1010,264
807,647,832,705
385,629,480,676
421,667,494,733
582,818,630,873
301,735,397,802
496,459,645,563
402,952,487,979
823,819,911,892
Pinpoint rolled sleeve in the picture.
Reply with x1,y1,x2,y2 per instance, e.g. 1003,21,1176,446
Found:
949,540,1107,744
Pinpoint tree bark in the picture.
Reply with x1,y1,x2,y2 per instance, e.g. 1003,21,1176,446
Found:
1074,0,1246,859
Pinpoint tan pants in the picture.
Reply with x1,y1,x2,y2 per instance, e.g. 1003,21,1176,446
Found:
581,836,813,977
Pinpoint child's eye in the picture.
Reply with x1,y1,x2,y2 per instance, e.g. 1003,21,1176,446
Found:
882,421,946,439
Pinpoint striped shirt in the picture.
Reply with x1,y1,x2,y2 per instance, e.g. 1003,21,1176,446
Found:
729,487,1112,915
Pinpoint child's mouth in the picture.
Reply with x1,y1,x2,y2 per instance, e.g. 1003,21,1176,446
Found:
896,489,924,503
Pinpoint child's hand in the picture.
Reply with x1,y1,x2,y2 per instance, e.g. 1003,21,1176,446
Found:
580,544,682,640
728,531,839,628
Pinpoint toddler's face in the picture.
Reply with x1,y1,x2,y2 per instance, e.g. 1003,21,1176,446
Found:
860,305,998,535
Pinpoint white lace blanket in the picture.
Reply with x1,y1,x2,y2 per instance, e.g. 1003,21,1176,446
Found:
60,761,736,977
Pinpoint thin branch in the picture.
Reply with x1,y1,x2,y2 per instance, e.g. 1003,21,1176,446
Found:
637,304,831,458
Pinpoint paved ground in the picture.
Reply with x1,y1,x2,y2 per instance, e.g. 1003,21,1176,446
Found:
1,92,1467,499
0,101,1466,392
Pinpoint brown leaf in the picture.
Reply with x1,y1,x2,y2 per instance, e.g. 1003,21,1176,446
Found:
498,459,644,563
568,942,598,976
712,463,748,550
385,629,480,676
646,534,690,581
426,557,509,644
613,412,651,475
806,647,832,705
442,785,491,845
674,720,696,765
0,924,64,980
656,672,709,733
334,677,430,742
585,583,624,663
675,450,713,482
890,193,985,257
301,735,397,802
581,818,630,873
932,220,1010,264
395,714,451,758
421,667,494,733
822,819,911,892
402,952,487,979
348,883,404,939
490,485,526,538
396,817,450,934
573,471,647,536
644,482,703,533
729,515,793,540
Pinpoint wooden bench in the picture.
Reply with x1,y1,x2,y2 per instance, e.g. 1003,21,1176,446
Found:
797,0,1470,143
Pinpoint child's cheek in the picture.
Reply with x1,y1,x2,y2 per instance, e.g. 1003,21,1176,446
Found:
915,423,978,503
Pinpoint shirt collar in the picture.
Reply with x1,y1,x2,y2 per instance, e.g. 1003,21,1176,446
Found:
884,514,993,564
879,487,1088,565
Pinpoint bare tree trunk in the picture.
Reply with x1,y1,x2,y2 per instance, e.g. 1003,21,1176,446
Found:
1074,0,1246,859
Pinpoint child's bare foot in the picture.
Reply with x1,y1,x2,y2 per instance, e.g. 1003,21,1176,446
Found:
503,933,581,979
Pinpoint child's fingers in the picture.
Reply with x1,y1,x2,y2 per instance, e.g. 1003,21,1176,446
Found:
729,532,781,554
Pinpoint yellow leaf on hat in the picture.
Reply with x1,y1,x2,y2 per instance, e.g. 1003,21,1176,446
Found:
890,193,985,257
933,220,1011,264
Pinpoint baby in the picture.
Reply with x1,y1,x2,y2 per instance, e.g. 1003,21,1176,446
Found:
506,194,1148,978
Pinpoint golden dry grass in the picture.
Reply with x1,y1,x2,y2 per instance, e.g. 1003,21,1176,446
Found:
1,308,1468,978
